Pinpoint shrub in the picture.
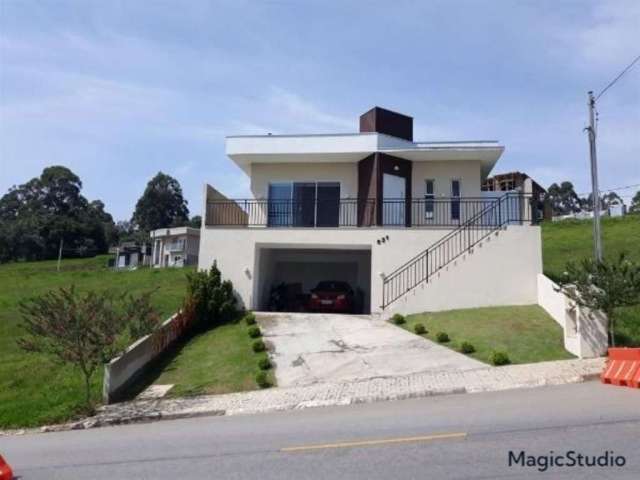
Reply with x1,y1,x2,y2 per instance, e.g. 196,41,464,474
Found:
252,339,266,353
391,313,405,325
255,371,270,388
248,326,262,338
18,286,161,411
435,332,450,343
490,351,511,366
186,262,237,329
460,341,475,354
244,312,256,325
124,290,162,341
414,323,426,334
258,357,272,370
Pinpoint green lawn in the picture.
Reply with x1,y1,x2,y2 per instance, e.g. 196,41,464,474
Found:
541,215,640,346
541,215,640,282
0,256,191,429
403,305,574,365
129,320,275,398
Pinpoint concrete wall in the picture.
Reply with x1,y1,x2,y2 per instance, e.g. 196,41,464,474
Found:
249,160,483,201
199,224,542,314
103,312,190,403
411,160,482,198
386,225,542,314
537,274,608,358
250,162,359,199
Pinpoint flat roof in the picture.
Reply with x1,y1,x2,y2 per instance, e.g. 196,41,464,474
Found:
226,132,504,177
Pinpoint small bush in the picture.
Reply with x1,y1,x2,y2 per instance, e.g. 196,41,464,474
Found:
256,371,270,388
252,339,266,353
435,332,450,343
391,313,405,325
490,351,511,366
258,357,272,370
248,326,262,338
186,262,237,329
414,323,426,334
460,341,475,354
244,312,256,325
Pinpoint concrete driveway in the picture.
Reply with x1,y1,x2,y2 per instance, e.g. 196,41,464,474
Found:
257,312,485,388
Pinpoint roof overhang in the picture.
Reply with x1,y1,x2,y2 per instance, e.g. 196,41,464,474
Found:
226,133,504,177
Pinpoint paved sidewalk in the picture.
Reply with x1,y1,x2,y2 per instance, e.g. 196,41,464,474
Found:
49,357,603,431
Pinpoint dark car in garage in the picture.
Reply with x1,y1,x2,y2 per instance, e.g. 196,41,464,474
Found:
308,281,355,313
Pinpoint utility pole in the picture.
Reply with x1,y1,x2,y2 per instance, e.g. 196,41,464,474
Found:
586,91,603,263
57,238,64,272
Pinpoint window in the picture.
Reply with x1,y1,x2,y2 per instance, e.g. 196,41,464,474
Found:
268,182,340,227
451,179,461,221
424,179,435,220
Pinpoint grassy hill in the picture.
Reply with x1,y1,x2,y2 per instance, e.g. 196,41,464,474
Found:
542,215,640,346
0,256,191,429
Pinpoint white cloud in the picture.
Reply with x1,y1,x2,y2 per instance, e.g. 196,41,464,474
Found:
556,1,640,70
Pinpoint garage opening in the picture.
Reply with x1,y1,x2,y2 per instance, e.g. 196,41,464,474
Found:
255,247,371,314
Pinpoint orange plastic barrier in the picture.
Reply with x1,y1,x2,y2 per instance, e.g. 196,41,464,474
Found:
0,455,13,480
631,364,640,389
601,348,640,388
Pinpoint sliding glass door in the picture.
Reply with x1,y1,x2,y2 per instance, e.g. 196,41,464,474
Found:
316,182,340,227
267,183,293,226
268,182,340,227
293,182,316,227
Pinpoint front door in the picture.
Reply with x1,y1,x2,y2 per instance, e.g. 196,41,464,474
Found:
383,173,405,225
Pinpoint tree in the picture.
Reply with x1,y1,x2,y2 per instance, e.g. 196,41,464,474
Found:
0,166,115,261
581,191,623,212
546,182,582,215
629,190,640,214
131,172,189,232
188,215,202,228
556,254,640,347
18,287,160,410
601,192,623,210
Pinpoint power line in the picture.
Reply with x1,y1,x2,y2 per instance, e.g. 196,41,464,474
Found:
595,54,640,101
576,183,640,196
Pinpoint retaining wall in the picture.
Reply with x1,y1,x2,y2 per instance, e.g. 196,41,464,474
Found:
537,274,608,358
103,311,191,403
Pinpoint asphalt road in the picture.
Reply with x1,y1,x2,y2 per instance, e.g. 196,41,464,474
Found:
2,382,639,479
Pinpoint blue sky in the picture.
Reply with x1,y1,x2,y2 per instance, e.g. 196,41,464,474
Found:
1,0,638,221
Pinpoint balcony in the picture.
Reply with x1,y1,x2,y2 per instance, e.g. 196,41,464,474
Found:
166,240,186,252
205,194,537,228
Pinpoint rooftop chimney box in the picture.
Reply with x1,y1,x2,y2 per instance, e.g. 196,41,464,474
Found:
359,107,413,141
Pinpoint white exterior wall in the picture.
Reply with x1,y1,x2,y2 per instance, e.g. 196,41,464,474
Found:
199,225,542,314
537,274,608,358
250,162,359,199
411,160,482,198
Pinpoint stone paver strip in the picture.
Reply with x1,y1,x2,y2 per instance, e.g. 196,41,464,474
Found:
86,357,604,429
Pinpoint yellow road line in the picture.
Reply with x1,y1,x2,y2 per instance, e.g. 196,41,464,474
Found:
280,432,467,452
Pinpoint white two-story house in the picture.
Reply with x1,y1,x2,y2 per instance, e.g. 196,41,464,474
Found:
199,107,543,316
150,226,200,268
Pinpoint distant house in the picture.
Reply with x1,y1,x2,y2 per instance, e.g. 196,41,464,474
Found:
150,226,200,268
108,242,151,269
607,199,626,218
482,171,550,221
